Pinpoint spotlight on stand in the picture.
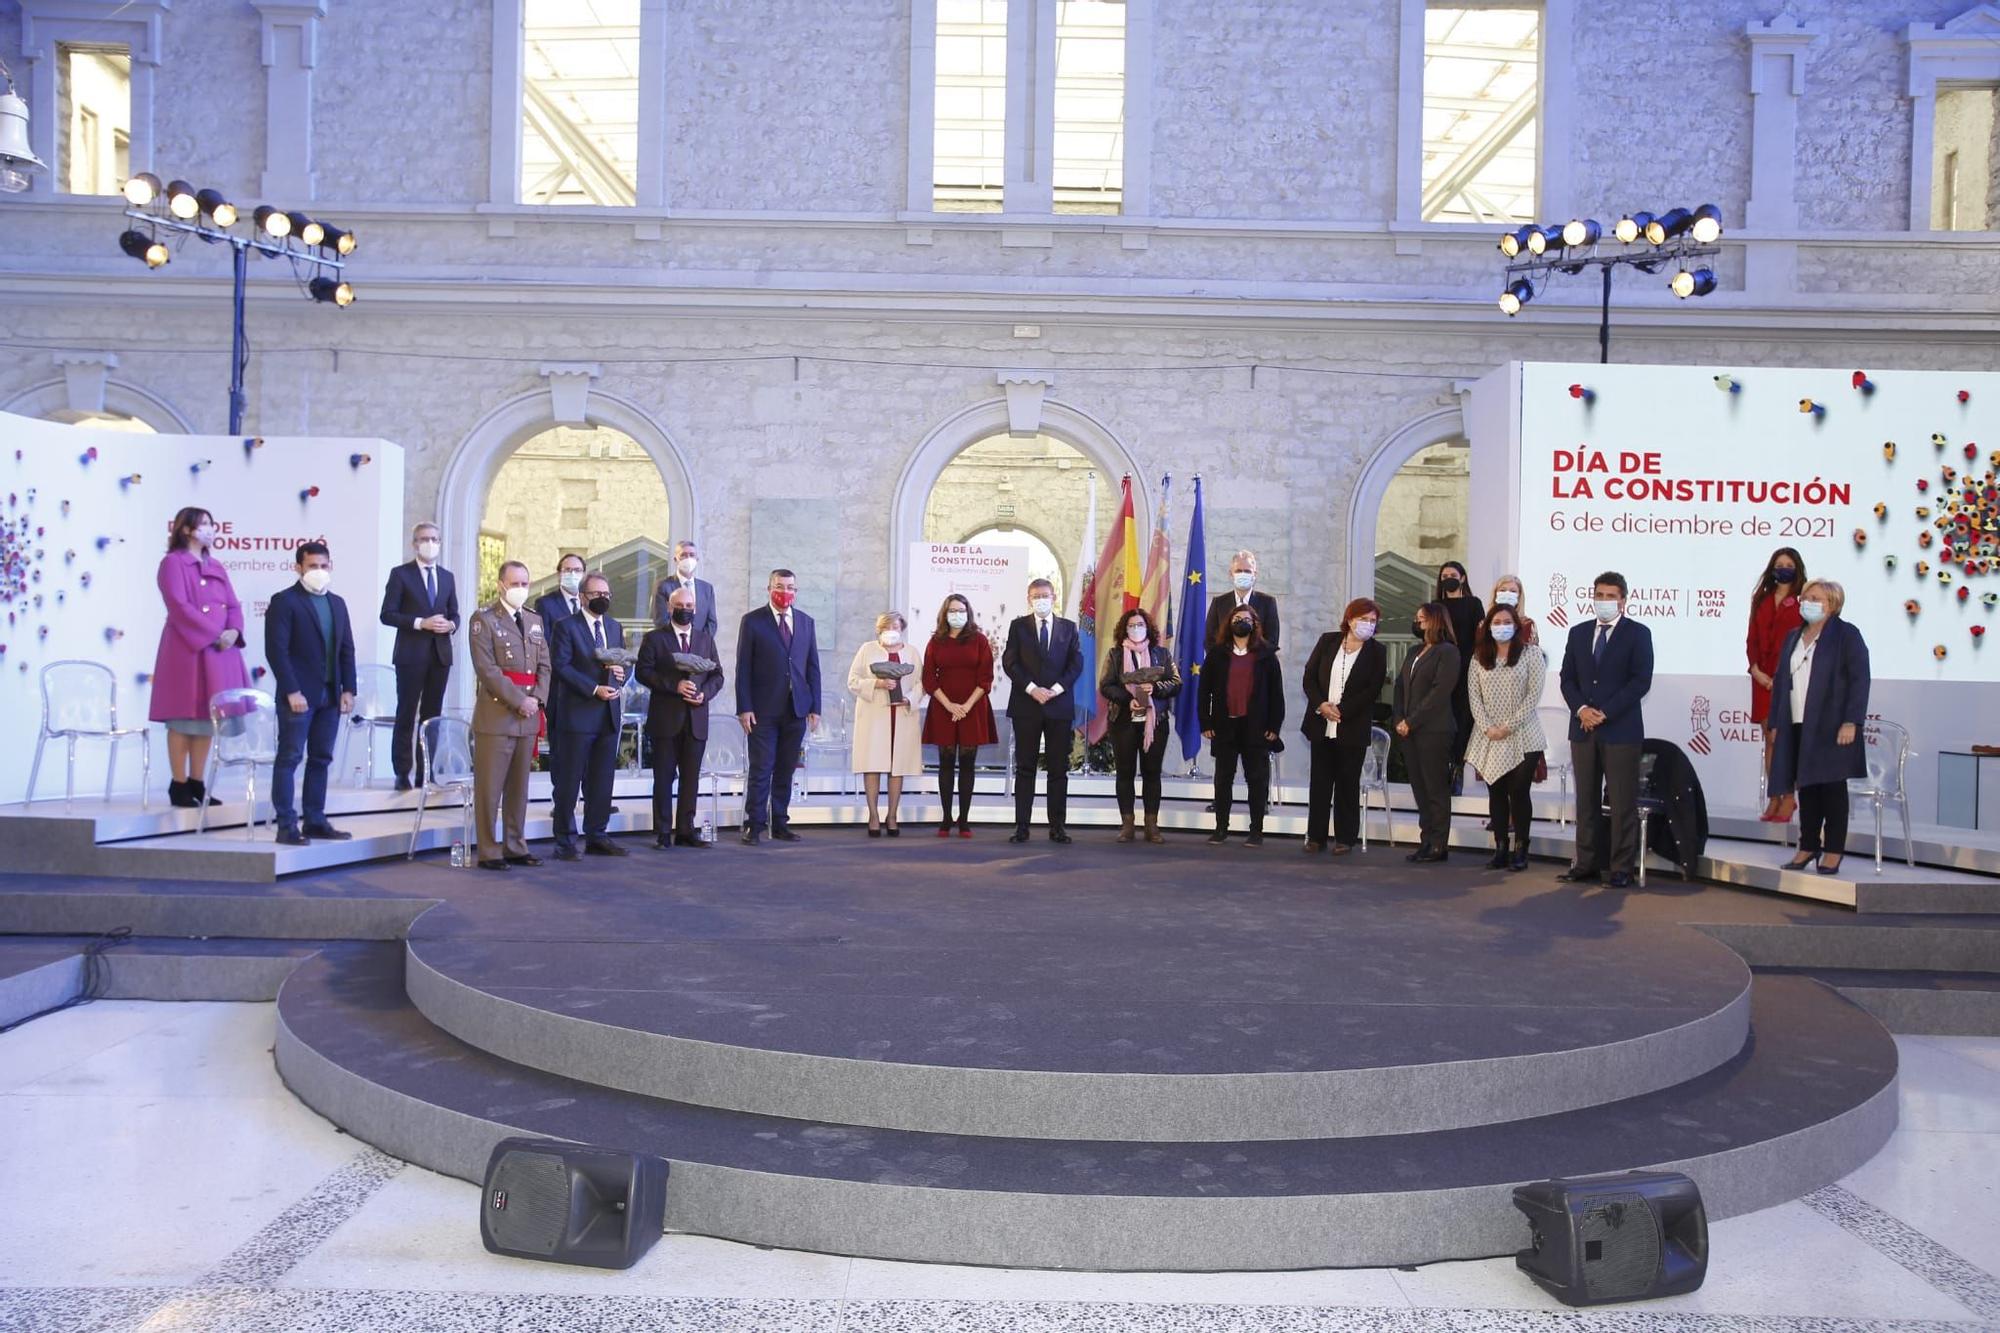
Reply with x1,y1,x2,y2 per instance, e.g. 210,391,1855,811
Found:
1670,267,1717,299
195,188,237,228
308,276,355,307
1561,218,1601,248
1494,200,1721,360
1645,207,1693,245
1525,225,1553,255
0,63,46,194
118,228,170,268
1498,279,1534,316
286,212,325,247
254,204,292,239
121,171,163,208
1689,203,1723,244
319,224,358,256
165,179,200,220
1613,212,1652,244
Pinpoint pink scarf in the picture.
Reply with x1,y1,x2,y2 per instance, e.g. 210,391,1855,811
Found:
1123,643,1156,752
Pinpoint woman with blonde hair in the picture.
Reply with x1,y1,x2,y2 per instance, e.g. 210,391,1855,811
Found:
1767,579,1870,876
848,611,926,836
1488,573,1539,645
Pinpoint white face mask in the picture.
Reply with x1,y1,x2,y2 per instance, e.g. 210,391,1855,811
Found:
1491,622,1517,643
946,610,968,630
559,571,583,595
502,585,530,610
1232,571,1255,590
676,557,697,577
1030,597,1053,617
1799,600,1826,624
1594,599,1620,623
1352,619,1377,640
1494,590,1519,608
193,524,218,548
415,540,440,561
880,629,903,648
300,568,332,594
1126,622,1148,643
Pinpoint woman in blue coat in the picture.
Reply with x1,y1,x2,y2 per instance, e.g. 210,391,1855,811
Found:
1767,579,1870,875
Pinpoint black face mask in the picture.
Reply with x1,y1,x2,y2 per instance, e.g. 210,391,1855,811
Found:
1440,575,1462,593
1773,568,1797,584
586,596,611,616
1410,619,1425,639
1231,618,1254,637
670,607,694,627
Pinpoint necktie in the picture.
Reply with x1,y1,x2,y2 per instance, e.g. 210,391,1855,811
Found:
678,631,688,653
424,565,436,607
513,611,524,636
1593,623,1609,665
1039,618,1050,657
778,612,793,648
568,596,578,617
593,617,607,651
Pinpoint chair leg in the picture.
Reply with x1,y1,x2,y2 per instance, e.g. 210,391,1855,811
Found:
408,791,426,859
139,733,151,811
105,736,118,804
245,768,259,841
197,758,215,834
1637,812,1649,888
26,733,47,805
1900,798,1914,868
64,736,77,811
1874,797,1884,875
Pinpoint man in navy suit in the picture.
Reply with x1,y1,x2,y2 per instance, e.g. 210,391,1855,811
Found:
734,568,821,844
548,569,630,860
648,539,719,640
377,521,459,790
1557,570,1655,887
534,553,588,753
1000,577,1084,843
265,541,357,846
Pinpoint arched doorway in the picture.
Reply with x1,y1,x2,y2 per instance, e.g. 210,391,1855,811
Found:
959,523,1065,607
922,433,1114,609
3,379,192,433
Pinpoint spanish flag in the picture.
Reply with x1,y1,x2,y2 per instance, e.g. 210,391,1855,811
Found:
1085,475,1141,742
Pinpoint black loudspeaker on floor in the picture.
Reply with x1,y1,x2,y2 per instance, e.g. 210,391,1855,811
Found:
1512,1170,1709,1306
480,1137,670,1270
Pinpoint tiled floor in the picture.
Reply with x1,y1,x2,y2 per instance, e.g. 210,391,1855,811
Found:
2,1001,1998,1332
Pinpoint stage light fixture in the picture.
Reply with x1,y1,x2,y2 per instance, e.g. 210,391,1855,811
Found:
1646,208,1693,245
166,179,200,220
319,224,357,256
1670,267,1716,299
286,212,325,247
195,188,237,227
1525,226,1551,255
308,276,355,306
122,171,162,207
1498,279,1534,316
118,228,170,268
254,205,292,238
1561,219,1601,248
1689,204,1723,244
1613,213,1647,243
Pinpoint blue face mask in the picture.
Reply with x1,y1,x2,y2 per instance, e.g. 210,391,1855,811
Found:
1799,600,1826,624
1491,623,1516,643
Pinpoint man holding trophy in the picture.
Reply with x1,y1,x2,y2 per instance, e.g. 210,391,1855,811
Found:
549,569,631,860
636,584,724,849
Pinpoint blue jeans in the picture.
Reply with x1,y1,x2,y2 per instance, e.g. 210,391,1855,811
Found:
744,713,807,832
273,699,342,828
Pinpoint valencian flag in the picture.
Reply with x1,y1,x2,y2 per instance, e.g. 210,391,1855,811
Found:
1067,470,1100,734
1084,475,1141,743
1139,474,1174,629
1174,475,1207,761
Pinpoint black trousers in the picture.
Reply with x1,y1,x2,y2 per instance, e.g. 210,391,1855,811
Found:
1404,727,1454,852
1796,774,1850,856
1211,716,1272,830
745,713,807,832
392,656,450,783
552,723,617,845
1486,754,1537,847
1012,715,1072,832
1572,734,1642,873
1307,739,1368,845
649,726,705,840
936,745,978,826
1109,717,1170,819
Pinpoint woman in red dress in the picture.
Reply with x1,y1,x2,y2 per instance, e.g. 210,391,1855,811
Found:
1746,546,1806,821
921,592,998,836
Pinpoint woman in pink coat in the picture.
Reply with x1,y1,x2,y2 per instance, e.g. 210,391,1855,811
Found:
149,507,250,807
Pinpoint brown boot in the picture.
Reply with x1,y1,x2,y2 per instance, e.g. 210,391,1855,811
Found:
1144,814,1165,844
1115,815,1136,843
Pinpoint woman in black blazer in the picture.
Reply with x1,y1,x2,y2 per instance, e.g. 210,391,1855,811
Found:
1394,601,1463,862
1100,607,1182,845
1766,579,1871,876
1301,597,1388,854
1199,604,1285,846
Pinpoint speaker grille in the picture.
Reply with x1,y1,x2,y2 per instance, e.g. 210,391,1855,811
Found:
1577,1191,1660,1301
487,1150,570,1257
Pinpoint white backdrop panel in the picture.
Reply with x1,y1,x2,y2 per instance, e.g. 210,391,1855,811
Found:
905,541,1030,713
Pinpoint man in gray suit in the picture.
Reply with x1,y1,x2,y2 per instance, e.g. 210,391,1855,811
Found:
649,538,718,638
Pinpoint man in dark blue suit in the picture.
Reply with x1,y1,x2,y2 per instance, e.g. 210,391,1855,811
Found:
265,541,357,846
648,539,719,640
1000,577,1084,843
377,521,459,790
734,568,821,845
1557,570,1655,887
534,553,588,755
548,569,630,860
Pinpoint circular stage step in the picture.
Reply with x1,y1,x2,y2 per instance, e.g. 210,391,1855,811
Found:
401,840,1753,1140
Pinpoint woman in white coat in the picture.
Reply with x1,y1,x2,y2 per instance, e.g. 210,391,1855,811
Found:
848,611,926,836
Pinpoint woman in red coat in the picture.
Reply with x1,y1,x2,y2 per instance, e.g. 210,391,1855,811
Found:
921,593,997,837
149,507,251,807
1746,546,1806,821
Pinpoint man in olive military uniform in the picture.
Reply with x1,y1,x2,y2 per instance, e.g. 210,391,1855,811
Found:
469,559,552,870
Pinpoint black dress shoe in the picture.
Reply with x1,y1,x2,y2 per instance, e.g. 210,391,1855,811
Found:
1008,829,1030,843
393,778,414,793
770,827,802,842
653,838,672,851
167,779,198,809
585,838,629,857
189,780,221,808
275,826,309,846
302,822,352,841
1556,866,1601,883
740,827,762,845
1048,829,1071,844
1509,850,1529,872
506,853,543,867
554,844,582,862
478,858,511,871
1244,832,1264,847
1405,849,1427,863
1607,871,1635,889
673,834,709,849
1207,830,1229,845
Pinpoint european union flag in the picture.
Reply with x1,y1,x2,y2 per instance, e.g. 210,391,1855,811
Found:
1175,476,1207,761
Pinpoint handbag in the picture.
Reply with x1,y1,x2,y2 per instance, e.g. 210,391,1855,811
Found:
1535,753,1548,784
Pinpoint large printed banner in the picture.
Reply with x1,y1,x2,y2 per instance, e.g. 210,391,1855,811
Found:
1502,362,1997,820
905,541,1030,712
0,412,404,804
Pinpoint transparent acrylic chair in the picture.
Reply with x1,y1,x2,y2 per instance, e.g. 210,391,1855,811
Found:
1850,718,1916,873
1536,705,1574,824
618,676,651,773
703,713,750,835
1359,725,1394,849
338,663,399,787
408,716,475,859
27,660,152,810
199,688,279,838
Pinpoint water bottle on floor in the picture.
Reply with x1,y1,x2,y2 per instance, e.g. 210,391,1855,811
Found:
450,838,466,867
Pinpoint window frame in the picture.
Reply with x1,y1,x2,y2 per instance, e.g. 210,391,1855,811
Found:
490,0,666,209
1905,6,2000,233
15,0,167,199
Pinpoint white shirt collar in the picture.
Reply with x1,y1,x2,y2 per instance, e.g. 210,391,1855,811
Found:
1596,614,1622,632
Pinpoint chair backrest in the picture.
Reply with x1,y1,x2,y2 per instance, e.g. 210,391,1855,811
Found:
39,659,117,734
1856,718,1912,797
1363,726,1390,784
208,688,279,762
421,716,475,787
1536,705,1573,767
620,675,651,717
704,714,748,775
352,663,398,718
